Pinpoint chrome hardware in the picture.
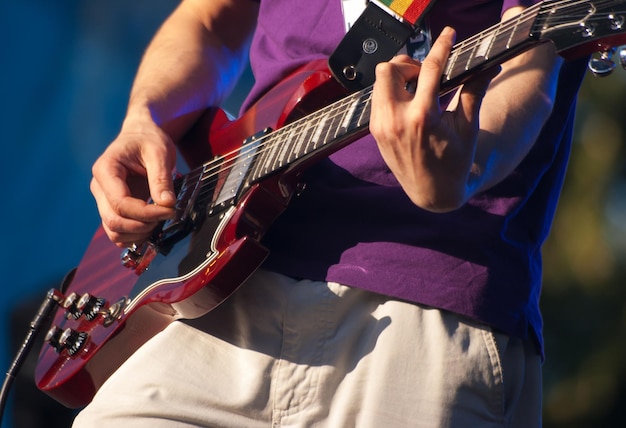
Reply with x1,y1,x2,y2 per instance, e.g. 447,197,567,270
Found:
342,65,357,81
295,181,307,196
121,244,142,269
59,328,88,356
102,297,127,327
45,326,62,351
45,326,88,356
609,13,625,31
580,22,596,38
620,47,626,69
77,293,107,321
588,48,617,76
62,292,82,320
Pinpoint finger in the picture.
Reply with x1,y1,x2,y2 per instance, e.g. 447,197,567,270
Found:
412,26,456,110
374,55,422,101
457,65,501,126
92,153,134,209
91,177,166,244
142,137,177,208
93,145,175,216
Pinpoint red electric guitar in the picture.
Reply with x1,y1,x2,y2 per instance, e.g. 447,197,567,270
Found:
36,0,626,407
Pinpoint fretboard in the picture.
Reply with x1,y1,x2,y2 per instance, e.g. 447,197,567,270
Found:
249,7,539,186
246,4,543,184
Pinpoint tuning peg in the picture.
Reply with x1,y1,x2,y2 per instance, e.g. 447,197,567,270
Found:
619,46,626,70
588,48,617,77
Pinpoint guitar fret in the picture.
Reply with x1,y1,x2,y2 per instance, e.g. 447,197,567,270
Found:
288,119,313,163
248,4,547,185
309,115,328,151
340,96,360,132
474,32,493,61
288,121,306,159
320,107,337,144
485,24,500,60
329,106,346,139
342,95,358,125
356,91,372,127
257,134,279,177
507,12,524,49
273,127,294,170
444,43,461,81
268,134,285,172
292,113,319,160
489,28,511,60
464,37,479,71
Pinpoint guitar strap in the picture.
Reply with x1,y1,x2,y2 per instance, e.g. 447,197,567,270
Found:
329,0,437,91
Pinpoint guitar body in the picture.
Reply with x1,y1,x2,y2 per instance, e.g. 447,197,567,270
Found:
35,59,348,408
35,0,626,408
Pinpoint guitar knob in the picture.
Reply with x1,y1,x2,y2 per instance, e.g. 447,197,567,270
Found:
45,326,63,352
59,328,88,356
61,328,89,356
45,325,89,356
121,244,142,269
77,293,107,321
62,292,83,320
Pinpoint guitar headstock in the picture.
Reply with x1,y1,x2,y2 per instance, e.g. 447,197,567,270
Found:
535,0,626,73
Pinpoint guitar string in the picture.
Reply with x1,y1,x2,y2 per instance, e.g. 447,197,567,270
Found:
229,0,626,179
180,5,543,196
178,2,543,198
178,0,567,187
187,0,579,184
192,88,372,206
174,0,624,209
180,0,620,201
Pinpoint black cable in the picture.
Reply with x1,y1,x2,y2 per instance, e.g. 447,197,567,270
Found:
0,288,62,427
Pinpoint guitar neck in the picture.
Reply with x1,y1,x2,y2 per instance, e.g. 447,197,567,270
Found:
246,4,544,184
249,4,541,182
440,3,542,92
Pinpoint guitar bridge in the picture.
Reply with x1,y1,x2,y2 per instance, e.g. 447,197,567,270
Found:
157,173,203,248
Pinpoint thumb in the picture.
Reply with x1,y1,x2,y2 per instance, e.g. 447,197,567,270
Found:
144,142,177,208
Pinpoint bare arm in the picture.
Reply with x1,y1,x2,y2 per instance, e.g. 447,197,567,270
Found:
370,6,562,212
91,0,259,247
127,0,258,140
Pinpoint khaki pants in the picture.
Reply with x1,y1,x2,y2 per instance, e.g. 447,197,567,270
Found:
73,270,542,427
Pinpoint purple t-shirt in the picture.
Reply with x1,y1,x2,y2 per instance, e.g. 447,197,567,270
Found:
242,0,587,354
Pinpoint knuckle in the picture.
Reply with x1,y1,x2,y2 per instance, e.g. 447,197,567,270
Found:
152,173,172,187
375,61,395,78
102,213,123,233
421,57,443,74
109,197,124,216
102,224,124,246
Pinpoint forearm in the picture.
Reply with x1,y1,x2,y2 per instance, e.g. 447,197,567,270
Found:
398,9,562,212
467,39,562,197
123,0,258,142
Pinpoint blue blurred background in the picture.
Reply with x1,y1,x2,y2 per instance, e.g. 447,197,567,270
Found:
1,2,256,426
1,1,626,427
1,2,181,426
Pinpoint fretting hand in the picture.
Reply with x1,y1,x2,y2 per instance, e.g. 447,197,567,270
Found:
370,27,500,212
